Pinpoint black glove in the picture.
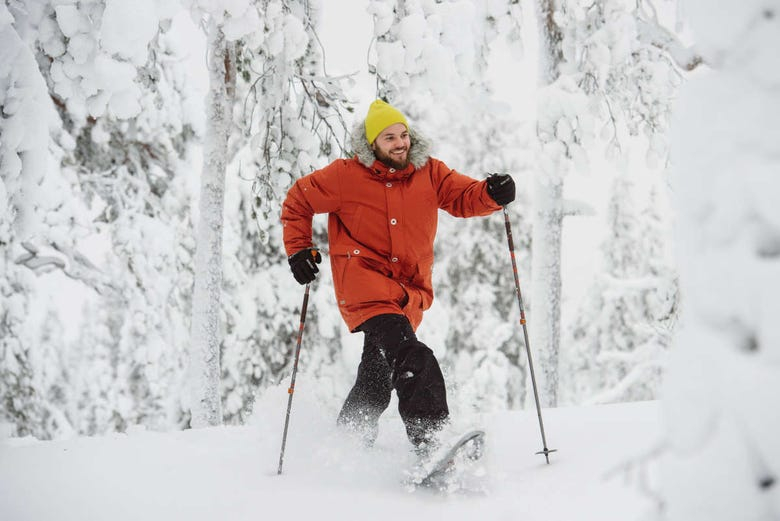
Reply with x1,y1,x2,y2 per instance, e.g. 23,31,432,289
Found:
486,173,516,206
288,248,322,285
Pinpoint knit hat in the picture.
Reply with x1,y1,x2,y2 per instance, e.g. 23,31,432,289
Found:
364,99,408,144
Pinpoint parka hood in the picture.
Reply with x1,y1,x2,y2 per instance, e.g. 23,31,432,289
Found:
350,121,432,170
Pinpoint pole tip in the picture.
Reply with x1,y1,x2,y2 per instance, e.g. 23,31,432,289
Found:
535,448,558,464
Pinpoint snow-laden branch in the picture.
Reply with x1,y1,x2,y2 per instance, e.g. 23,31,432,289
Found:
596,342,666,364
584,358,664,405
563,197,596,217
600,273,671,290
14,241,118,295
636,17,703,71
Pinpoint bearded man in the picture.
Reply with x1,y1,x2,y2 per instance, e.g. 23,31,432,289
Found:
281,99,515,454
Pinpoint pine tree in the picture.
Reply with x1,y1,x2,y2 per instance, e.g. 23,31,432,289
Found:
34,309,74,438
437,109,534,412
565,173,676,404
69,299,125,435
3,0,199,437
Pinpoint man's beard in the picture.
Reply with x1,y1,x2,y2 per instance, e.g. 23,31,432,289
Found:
374,146,410,170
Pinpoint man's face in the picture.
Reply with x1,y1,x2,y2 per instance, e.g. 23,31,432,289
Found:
371,123,411,170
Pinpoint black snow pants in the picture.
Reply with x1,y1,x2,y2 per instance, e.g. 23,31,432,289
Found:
336,313,449,448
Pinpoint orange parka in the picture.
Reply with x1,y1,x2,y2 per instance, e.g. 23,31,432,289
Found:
281,128,501,332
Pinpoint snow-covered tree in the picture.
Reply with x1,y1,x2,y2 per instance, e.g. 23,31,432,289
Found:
530,0,567,409
2,0,201,437
69,298,124,435
3,0,356,434
34,310,74,438
659,2,780,519
438,140,533,412
531,0,697,406
565,172,676,404
58,0,197,434
0,1,88,439
188,18,236,429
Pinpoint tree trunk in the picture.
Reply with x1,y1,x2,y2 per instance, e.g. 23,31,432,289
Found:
531,0,565,407
189,21,235,428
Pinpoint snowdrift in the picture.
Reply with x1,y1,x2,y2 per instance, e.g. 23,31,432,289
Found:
1,396,662,521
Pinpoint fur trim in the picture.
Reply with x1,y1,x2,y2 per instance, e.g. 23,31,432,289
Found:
350,121,431,170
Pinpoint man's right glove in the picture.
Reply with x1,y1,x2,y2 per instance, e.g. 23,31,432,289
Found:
288,248,322,285
486,173,516,206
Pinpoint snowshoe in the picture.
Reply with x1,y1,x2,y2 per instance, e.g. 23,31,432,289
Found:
406,429,486,493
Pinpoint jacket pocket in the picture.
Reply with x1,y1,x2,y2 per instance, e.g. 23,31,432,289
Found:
336,254,394,306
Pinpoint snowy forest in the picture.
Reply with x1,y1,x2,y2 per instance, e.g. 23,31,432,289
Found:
1,0,778,518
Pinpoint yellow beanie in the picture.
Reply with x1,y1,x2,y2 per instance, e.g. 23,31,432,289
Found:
364,99,408,144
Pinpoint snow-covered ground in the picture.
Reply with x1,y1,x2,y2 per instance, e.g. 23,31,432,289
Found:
1,393,661,521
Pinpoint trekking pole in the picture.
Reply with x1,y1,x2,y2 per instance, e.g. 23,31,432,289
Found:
502,206,556,464
277,279,313,475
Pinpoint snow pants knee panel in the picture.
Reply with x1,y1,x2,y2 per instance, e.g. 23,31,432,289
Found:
392,340,449,445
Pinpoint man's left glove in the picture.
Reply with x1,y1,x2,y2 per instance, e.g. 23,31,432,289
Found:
486,173,516,206
288,248,322,285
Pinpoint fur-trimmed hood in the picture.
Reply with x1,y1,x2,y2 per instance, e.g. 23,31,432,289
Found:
349,121,432,170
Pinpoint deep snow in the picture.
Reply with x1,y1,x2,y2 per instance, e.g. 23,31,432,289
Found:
1,393,662,521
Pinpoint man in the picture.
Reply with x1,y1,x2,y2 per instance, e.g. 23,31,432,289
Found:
281,99,515,455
